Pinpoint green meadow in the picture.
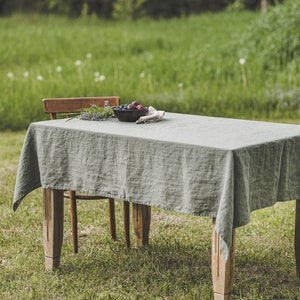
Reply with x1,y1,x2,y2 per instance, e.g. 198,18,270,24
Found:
1,10,299,131
1,7,300,299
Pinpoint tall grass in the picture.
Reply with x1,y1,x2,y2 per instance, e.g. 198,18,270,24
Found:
1,11,299,131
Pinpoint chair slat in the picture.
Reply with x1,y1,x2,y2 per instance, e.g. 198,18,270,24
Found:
43,96,120,114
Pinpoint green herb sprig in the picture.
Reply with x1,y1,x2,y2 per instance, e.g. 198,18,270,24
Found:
79,104,114,121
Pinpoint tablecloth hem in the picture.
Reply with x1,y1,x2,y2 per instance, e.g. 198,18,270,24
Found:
13,182,42,211
13,183,219,221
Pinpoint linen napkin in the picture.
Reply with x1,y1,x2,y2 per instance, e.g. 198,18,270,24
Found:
136,106,165,124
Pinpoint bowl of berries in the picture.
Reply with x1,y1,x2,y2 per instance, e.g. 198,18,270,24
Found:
113,101,148,122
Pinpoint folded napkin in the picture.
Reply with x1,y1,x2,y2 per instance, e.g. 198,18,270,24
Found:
136,106,165,124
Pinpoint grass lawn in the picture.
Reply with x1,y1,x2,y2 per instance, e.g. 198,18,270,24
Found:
1,129,300,299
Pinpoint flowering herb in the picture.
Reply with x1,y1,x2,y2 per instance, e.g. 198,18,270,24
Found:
79,104,114,121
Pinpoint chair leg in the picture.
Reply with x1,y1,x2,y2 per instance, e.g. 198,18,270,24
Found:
124,201,130,248
70,191,78,254
108,198,117,240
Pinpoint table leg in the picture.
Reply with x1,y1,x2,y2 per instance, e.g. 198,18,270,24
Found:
132,203,151,247
124,201,131,248
295,199,300,277
43,189,64,270
212,219,235,300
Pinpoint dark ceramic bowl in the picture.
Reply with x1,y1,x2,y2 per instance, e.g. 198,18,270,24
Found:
113,108,148,122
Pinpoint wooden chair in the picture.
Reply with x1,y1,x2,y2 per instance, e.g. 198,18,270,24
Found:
43,96,130,253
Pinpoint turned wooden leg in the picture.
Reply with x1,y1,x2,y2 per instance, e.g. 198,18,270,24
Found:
108,198,117,240
124,201,130,248
43,189,64,270
212,219,235,300
295,199,300,277
132,203,151,247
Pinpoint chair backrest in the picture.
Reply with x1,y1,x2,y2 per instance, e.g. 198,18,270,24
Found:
43,96,120,119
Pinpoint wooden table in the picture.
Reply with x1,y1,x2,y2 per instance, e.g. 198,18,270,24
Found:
13,113,300,299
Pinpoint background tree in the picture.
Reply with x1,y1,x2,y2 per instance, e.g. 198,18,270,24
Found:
112,0,145,20
261,0,268,11
0,0,284,18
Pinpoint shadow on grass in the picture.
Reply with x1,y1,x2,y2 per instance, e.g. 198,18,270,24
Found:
234,248,300,300
53,235,300,299
59,238,213,299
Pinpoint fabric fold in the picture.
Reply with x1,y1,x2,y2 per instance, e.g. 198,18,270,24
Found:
136,106,165,124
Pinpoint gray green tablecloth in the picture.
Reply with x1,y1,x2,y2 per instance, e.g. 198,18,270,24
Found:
13,113,300,261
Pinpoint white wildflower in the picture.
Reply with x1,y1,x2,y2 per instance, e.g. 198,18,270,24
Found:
75,60,82,67
23,71,29,78
239,58,246,65
139,72,145,78
56,66,62,72
94,72,105,82
7,72,14,79
37,75,43,81
86,53,92,59
178,82,183,88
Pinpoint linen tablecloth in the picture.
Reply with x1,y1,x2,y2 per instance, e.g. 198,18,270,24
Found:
13,112,300,261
